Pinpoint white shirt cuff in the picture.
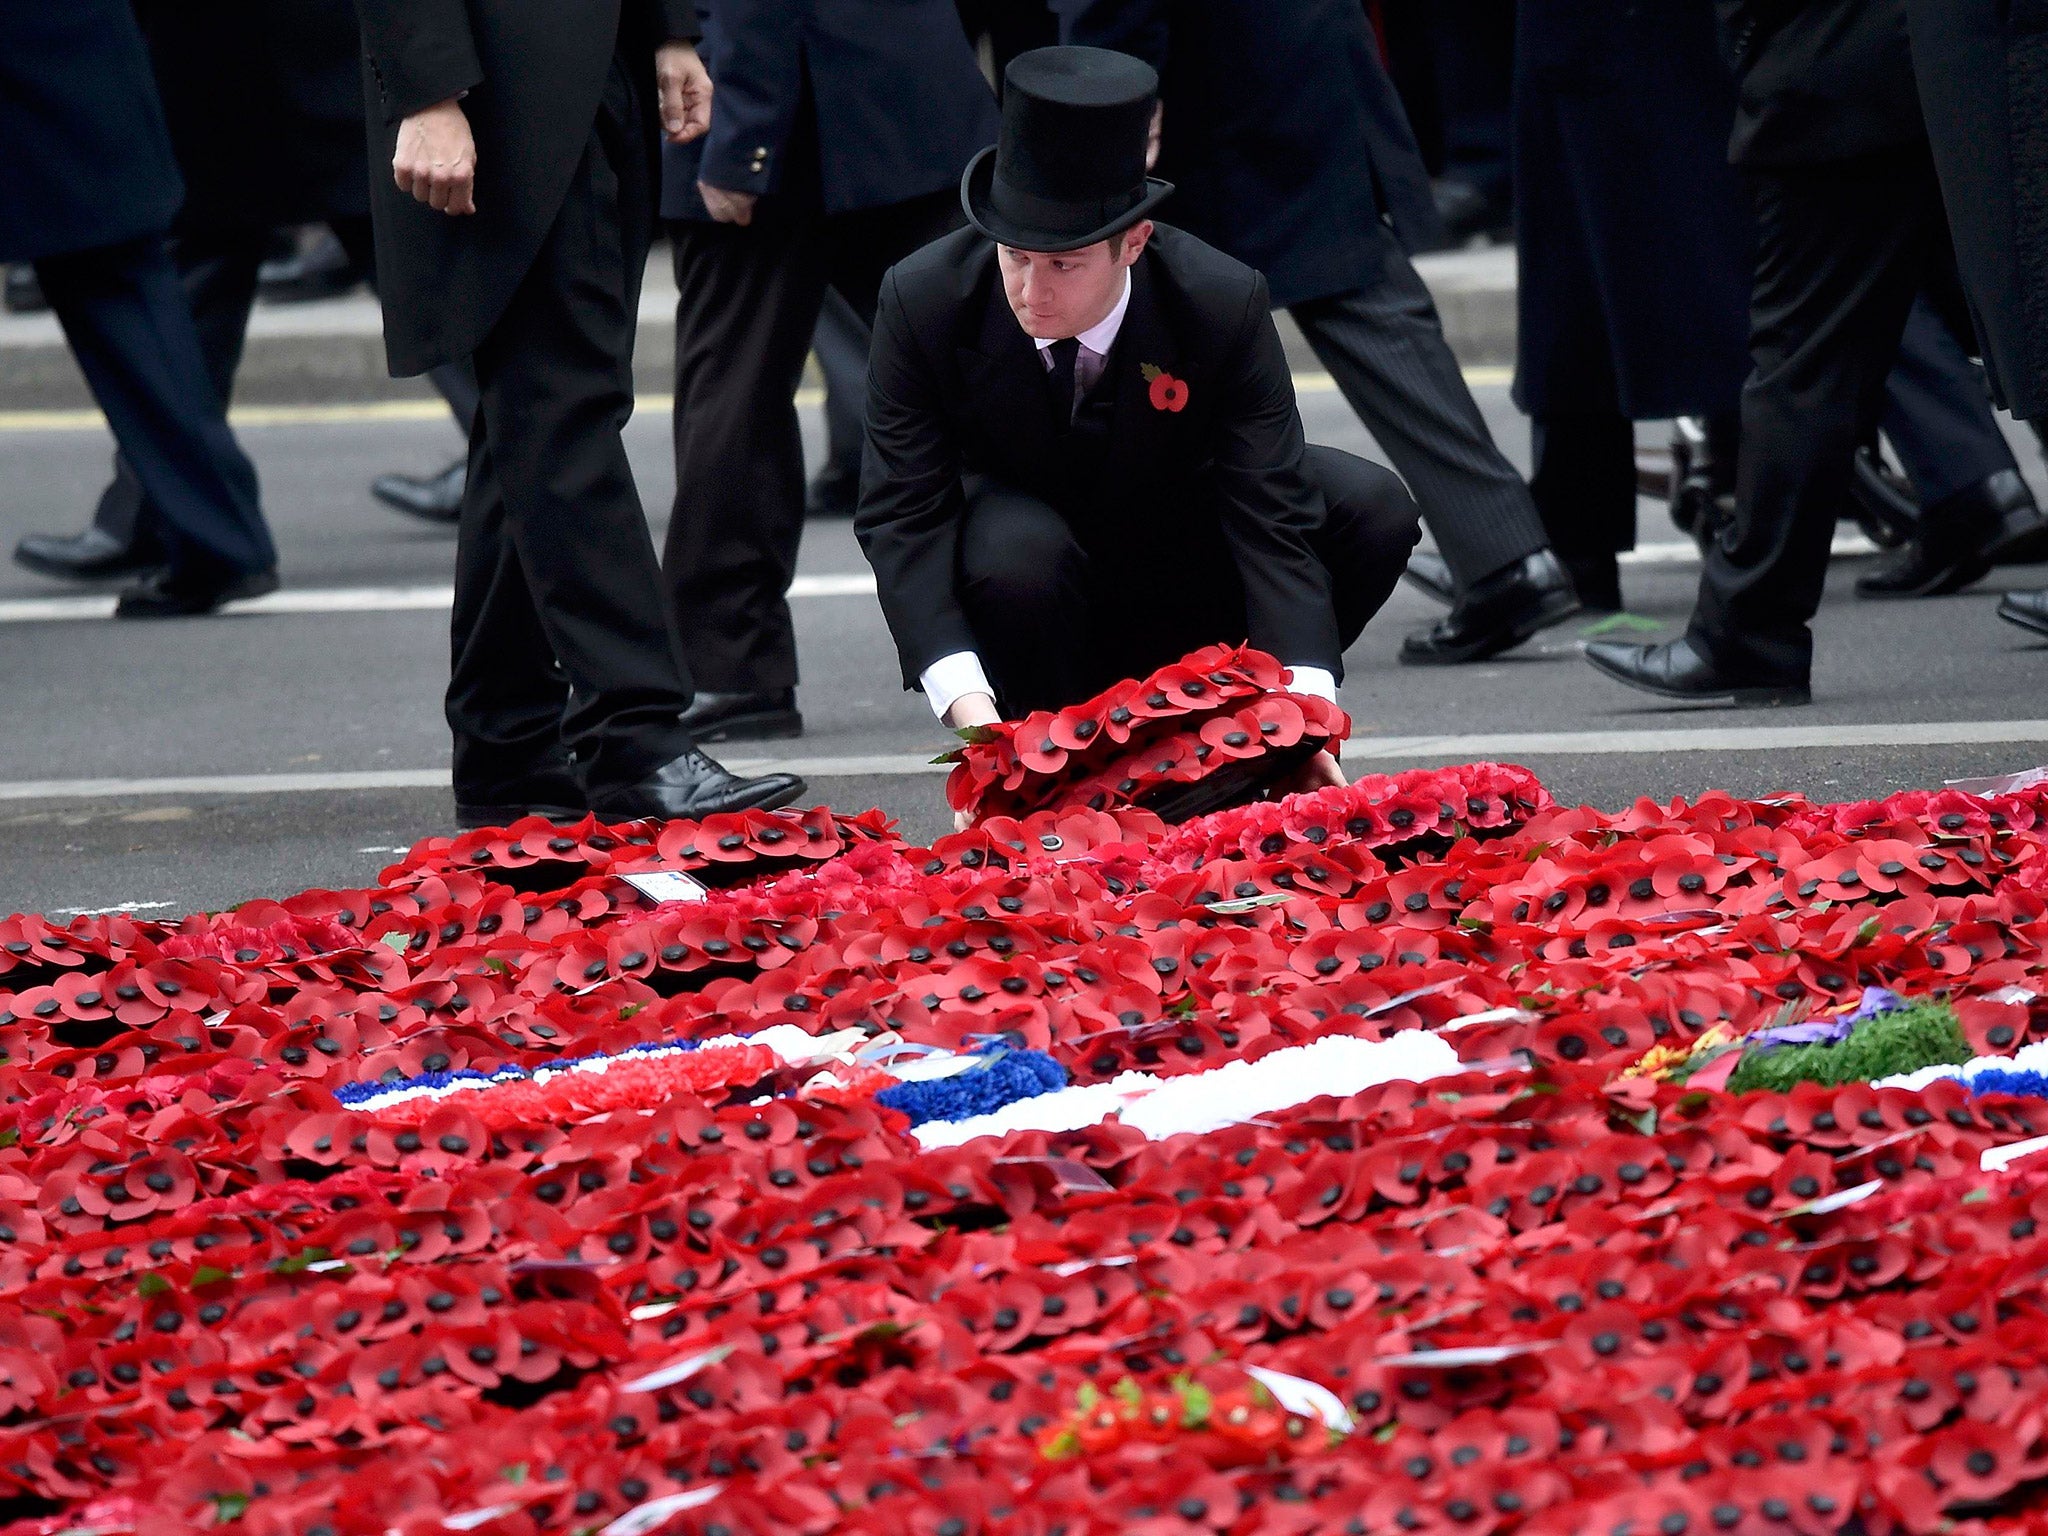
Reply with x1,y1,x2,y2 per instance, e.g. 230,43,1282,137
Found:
1286,665,1338,703
920,650,995,721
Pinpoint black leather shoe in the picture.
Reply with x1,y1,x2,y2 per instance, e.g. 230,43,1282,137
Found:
1400,551,1454,607
1584,636,1810,706
454,756,584,829
256,229,368,304
371,459,466,523
1982,469,2048,566
677,688,804,742
1399,551,1581,665
4,263,48,315
1997,589,2048,640
114,565,279,618
1859,470,2048,597
1426,177,1513,250
14,526,162,582
805,465,858,519
588,748,805,822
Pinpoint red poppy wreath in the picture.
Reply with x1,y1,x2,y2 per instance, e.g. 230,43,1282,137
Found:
938,643,1350,825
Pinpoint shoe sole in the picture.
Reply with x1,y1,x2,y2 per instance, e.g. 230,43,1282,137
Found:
456,803,585,831
1399,590,1583,666
1855,552,1995,600
1583,648,1810,707
683,712,805,744
14,552,163,584
1998,602,2048,640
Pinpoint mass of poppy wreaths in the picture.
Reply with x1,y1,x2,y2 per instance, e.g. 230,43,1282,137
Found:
940,644,1351,823
20,686,2048,1535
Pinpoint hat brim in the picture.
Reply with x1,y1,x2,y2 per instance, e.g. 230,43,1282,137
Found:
959,145,1174,253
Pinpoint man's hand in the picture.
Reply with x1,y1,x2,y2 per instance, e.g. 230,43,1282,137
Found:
1269,749,1346,799
942,692,1001,730
393,98,477,215
944,692,1002,830
1146,101,1163,172
656,41,713,144
698,182,758,225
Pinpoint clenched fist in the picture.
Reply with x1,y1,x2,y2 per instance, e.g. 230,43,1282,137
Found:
393,97,477,216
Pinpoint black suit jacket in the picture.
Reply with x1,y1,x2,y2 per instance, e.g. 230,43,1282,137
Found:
0,0,185,265
352,0,700,376
856,224,1342,691
661,0,998,221
1716,0,1922,165
138,0,370,235
1053,0,1441,309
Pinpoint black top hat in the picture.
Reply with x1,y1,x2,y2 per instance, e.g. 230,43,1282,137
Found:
962,46,1174,253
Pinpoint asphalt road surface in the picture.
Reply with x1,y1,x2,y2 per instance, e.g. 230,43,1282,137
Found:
3,372,2045,919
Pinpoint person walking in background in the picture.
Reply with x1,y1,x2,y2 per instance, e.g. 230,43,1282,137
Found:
0,0,277,617
9,0,483,586
658,0,999,744
352,0,803,825
1056,0,1584,666
1910,0,2048,640
1582,0,1972,705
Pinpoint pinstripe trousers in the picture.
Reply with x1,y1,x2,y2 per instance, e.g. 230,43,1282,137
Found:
1290,238,1549,589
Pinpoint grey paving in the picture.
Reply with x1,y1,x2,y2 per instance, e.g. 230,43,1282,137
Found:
0,374,2044,918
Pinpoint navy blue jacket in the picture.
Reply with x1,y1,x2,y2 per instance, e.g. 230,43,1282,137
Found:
1512,0,1755,420
1054,0,1443,310
0,0,185,264
662,0,999,220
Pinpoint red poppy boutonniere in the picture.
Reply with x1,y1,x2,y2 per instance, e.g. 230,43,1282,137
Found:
1140,363,1190,413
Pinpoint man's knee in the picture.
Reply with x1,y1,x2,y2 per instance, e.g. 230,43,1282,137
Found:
1307,445,1422,565
960,482,1088,610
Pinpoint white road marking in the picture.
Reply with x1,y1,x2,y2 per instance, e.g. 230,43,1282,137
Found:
0,367,1513,434
0,534,1893,627
0,573,880,625
1,720,2045,802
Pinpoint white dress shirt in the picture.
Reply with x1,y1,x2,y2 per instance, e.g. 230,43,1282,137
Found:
920,267,1337,719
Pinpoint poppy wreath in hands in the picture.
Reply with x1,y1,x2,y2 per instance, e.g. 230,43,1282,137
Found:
14,767,2048,1532
941,644,1351,826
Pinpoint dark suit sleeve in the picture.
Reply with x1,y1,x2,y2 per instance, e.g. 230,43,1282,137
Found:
1051,0,1168,71
694,0,802,194
653,0,703,42
353,0,483,124
1209,275,1345,676
854,269,979,691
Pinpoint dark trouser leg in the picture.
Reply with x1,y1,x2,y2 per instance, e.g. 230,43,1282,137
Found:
447,425,571,798
1690,148,1948,680
36,237,274,577
665,211,826,694
1300,444,1422,648
957,477,1097,717
1529,412,1638,555
811,286,869,491
1530,412,1635,608
1881,293,2018,507
1289,246,1548,589
91,229,268,553
456,51,693,794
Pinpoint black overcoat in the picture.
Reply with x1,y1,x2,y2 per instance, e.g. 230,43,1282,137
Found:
136,0,371,235
661,0,998,220
856,225,1343,689
1910,0,2048,421
1716,0,1922,166
1512,0,1754,420
0,0,185,265
1052,0,1443,310
352,0,700,376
